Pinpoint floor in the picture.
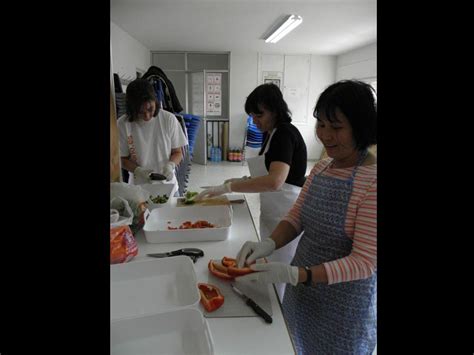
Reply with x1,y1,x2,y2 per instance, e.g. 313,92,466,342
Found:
186,160,316,238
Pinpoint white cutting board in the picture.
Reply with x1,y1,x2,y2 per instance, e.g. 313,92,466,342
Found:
202,260,273,318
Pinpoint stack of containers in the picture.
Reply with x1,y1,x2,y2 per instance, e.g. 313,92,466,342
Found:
111,256,215,354
181,113,202,156
246,116,263,149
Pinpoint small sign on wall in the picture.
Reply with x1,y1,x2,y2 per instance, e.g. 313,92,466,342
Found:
262,71,283,89
206,73,222,116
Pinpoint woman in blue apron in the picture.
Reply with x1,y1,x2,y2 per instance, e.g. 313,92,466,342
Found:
236,80,377,354
196,83,307,301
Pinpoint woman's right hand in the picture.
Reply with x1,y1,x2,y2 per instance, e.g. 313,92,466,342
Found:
236,239,276,268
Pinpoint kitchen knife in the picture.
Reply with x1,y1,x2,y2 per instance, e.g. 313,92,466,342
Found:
230,283,272,324
177,197,245,205
147,248,204,260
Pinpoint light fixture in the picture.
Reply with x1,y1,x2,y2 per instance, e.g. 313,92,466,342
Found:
264,15,303,44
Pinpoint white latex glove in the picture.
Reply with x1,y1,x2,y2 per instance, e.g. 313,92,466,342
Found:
224,175,249,185
195,182,232,201
236,262,299,286
236,239,276,268
134,166,153,184
162,161,176,181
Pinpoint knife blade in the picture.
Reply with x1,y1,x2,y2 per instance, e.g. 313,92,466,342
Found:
149,172,167,181
147,248,204,260
230,283,272,324
178,197,245,205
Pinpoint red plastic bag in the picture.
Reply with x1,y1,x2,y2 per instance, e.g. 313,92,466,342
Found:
110,225,138,264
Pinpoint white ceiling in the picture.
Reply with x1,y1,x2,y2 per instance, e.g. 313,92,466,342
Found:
111,0,377,55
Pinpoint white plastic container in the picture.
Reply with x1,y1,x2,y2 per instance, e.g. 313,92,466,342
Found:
111,308,215,355
143,205,232,243
140,183,175,209
110,256,200,321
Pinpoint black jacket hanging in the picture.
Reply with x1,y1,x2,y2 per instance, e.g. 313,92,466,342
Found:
143,66,183,113
113,73,123,93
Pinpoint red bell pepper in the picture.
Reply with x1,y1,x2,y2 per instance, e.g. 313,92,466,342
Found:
198,283,224,312
221,256,254,276
221,256,237,267
208,260,234,280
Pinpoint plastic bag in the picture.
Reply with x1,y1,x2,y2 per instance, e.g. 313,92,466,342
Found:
110,182,149,233
110,197,133,228
110,225,138,264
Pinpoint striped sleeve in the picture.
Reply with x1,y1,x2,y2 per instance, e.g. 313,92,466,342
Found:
323,177,377,284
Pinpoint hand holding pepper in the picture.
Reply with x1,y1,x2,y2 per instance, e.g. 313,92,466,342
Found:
236,239,276,268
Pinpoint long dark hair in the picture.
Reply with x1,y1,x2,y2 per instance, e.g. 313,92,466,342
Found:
125,78,159,122
245,83,292,124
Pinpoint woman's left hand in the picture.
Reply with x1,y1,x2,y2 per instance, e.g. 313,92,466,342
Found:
195,182,232,201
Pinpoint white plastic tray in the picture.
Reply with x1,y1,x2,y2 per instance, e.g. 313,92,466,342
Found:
140,183,176,209
111,308,215,355
110,256,200,321
143,205,232,243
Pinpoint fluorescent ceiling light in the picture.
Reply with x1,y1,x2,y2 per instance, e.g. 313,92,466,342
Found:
265,15,303,44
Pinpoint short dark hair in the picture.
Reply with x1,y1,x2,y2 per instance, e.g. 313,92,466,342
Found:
125,78,159,122
313,80,377,150
245,83,292,124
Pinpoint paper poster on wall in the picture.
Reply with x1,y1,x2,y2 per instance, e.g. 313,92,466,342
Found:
262,71,283,90
264,78,281,87
206,73,222,116
190,71,204,116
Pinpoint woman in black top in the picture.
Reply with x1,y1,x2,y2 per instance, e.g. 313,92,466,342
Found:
197,83,307,300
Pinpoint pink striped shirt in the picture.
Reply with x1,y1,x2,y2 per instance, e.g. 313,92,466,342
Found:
283,158,377,284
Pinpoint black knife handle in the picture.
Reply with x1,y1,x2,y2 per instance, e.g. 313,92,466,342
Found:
246,298,272,324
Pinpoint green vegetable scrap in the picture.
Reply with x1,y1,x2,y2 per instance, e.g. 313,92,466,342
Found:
184,191,198,205
150,194,169,204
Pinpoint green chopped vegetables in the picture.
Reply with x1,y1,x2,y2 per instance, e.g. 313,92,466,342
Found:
184,191,199,205
150,194,169,204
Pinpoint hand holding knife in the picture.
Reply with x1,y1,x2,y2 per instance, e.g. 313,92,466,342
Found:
231,283,272,324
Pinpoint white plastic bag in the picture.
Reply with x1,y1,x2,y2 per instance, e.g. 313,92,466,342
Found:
110,182,150,233
110,197,134,228
110,209,120,224
110,182,149,203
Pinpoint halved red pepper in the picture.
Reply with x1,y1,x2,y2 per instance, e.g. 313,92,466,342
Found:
221,256,237,267
198,283,224,312
208,260,234,280
221,256,254,277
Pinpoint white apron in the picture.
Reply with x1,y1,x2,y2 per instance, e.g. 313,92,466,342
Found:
247,128,303,301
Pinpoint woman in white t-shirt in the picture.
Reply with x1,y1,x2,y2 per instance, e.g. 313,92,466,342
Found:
117,79,188,193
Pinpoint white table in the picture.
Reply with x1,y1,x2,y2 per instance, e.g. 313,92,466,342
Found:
130,194,296,355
